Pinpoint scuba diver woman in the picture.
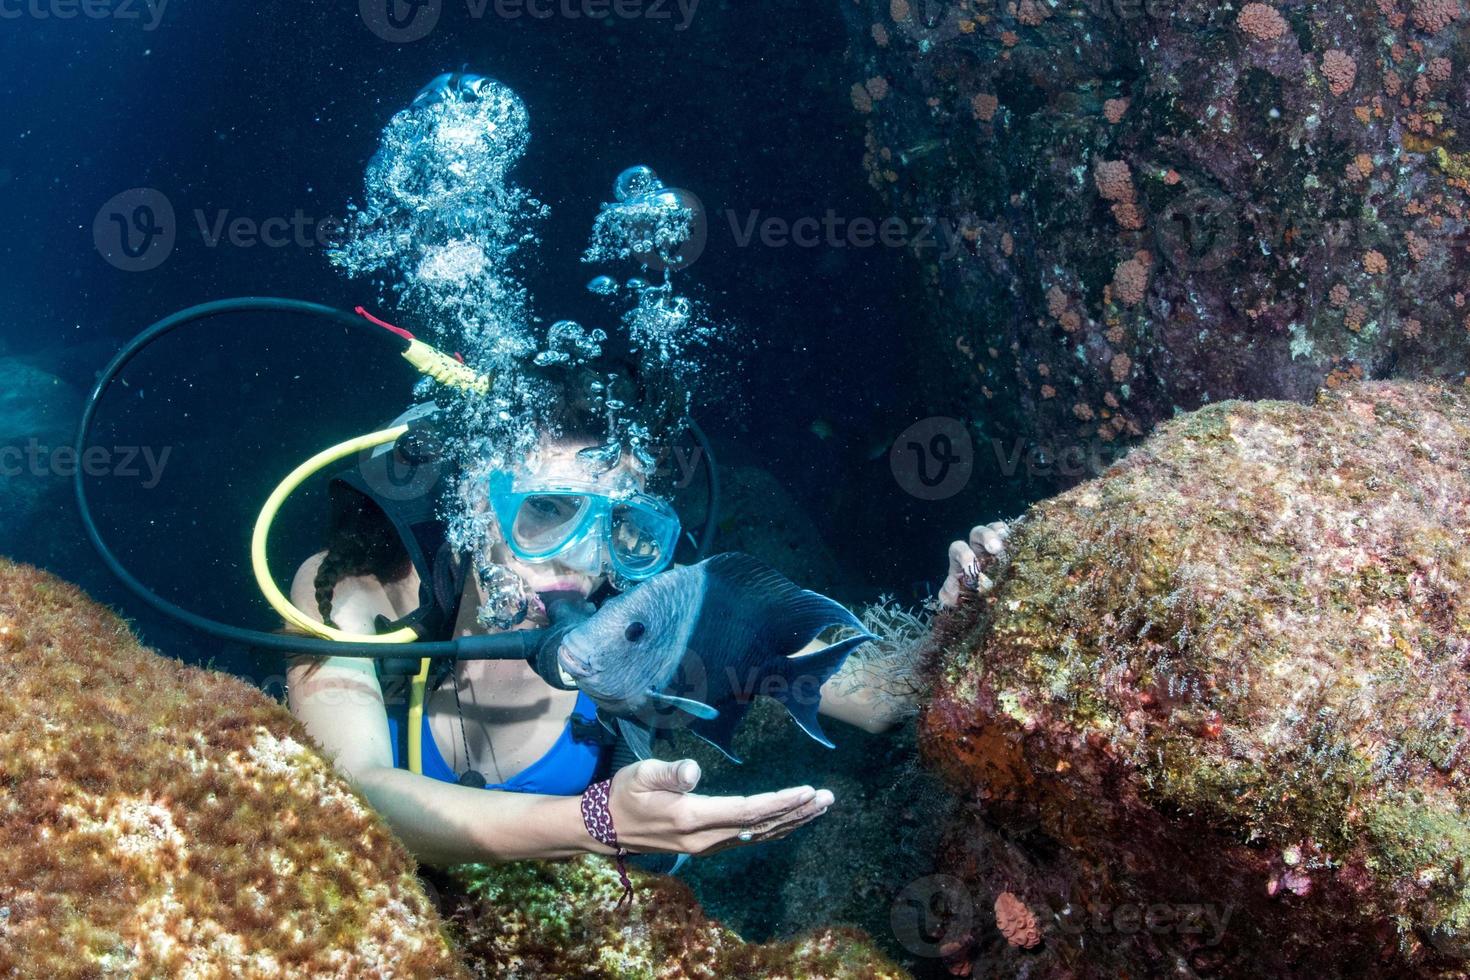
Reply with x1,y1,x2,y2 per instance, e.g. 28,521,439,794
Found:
282,369,956,869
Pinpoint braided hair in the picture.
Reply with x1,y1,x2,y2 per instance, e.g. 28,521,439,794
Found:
311,480,414,628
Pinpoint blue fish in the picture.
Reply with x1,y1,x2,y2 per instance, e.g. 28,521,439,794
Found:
557,553,875,762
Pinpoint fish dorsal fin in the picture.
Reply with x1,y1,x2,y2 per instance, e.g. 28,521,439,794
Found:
690,554,867,671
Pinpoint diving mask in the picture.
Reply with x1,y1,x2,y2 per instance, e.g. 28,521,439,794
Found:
485,470,681,584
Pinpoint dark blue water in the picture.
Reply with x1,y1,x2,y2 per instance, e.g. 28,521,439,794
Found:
1,1,1017,671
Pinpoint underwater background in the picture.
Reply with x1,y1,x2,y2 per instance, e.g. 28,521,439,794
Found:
4,0,1470,976
0,0,1023,661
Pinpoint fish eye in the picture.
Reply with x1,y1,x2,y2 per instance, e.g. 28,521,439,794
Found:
624,621,647,642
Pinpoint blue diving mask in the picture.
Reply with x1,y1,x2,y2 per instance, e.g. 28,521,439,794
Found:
485,470,681,584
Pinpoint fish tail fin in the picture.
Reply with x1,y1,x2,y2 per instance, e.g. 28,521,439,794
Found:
772,632,875,748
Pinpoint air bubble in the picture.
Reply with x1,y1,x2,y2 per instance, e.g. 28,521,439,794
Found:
614,165,661,202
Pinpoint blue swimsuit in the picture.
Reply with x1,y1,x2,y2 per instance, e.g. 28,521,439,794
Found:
387,690,606,796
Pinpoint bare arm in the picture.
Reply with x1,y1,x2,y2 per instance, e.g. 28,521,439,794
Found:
819,522,1012,735
817,644,914,735
286,554,831,867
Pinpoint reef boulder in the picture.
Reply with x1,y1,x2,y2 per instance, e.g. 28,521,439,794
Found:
843,0,1470,483
921,381,1470,977
0,557,467,978
0,557,909,979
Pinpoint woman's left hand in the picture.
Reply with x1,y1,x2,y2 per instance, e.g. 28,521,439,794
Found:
937,521,1011,608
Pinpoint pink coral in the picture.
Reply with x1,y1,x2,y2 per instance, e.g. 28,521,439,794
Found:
1046,284,1070,319
1406,231,1433,262
1015,0,1049,26
1428,57,1453,82
1113,257,1149,305
1410,0,1460,32
972,92,999,122
1321,50,1358,95
1364,249,1389,274
1238,2,1288,41
1094,159,1135,203
1103,97,1130,124
994,893,1041,948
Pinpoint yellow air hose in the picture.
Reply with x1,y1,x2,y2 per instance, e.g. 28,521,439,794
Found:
252,338,490,776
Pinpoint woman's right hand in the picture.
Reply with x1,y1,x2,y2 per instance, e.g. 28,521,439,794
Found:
604,758,832,856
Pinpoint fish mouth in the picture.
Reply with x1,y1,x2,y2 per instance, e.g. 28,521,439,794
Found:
557,642,593,680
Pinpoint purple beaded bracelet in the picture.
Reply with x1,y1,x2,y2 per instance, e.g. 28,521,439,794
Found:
580,778,633,907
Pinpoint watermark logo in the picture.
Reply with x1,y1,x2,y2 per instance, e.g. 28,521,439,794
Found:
354,423,445,503
360,0,441,41
93,188,175,272
1156,189,1238,272
889,876,1236,959
94,189,361,271
635,651,711,735
637,187,707,273
890,417,974,501
890,875,975,958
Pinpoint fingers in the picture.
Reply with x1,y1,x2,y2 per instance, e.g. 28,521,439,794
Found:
686,791,835,855
631,758,701,794
971,522,1008,558
947,540,977,577
939,522,1013,607
682,785,825,834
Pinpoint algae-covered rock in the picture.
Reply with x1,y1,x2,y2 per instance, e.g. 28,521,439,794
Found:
0,558,466,978
438,856,909,979
922,381,1470,977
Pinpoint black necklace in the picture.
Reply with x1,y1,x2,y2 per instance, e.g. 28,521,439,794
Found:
451,664,499,789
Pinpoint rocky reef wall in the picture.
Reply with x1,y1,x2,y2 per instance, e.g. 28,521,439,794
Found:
842,0,1470,483
919,380,1470,976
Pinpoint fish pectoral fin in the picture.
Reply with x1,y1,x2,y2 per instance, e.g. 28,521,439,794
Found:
615,717,657,762
647,690,720,720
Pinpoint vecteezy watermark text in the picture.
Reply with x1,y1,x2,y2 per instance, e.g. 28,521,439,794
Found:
726,209,972,261
4,440,171,489
359,0,699,42
467,0,699,29
889,875,1234,960
0,0,169,29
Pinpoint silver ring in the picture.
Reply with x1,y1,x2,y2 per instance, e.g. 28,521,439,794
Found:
737,830,754,842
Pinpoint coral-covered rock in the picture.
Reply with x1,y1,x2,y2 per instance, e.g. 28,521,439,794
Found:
921,381,1470,977
0,558,467,978
843,0,1470,485
437,856,908,979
